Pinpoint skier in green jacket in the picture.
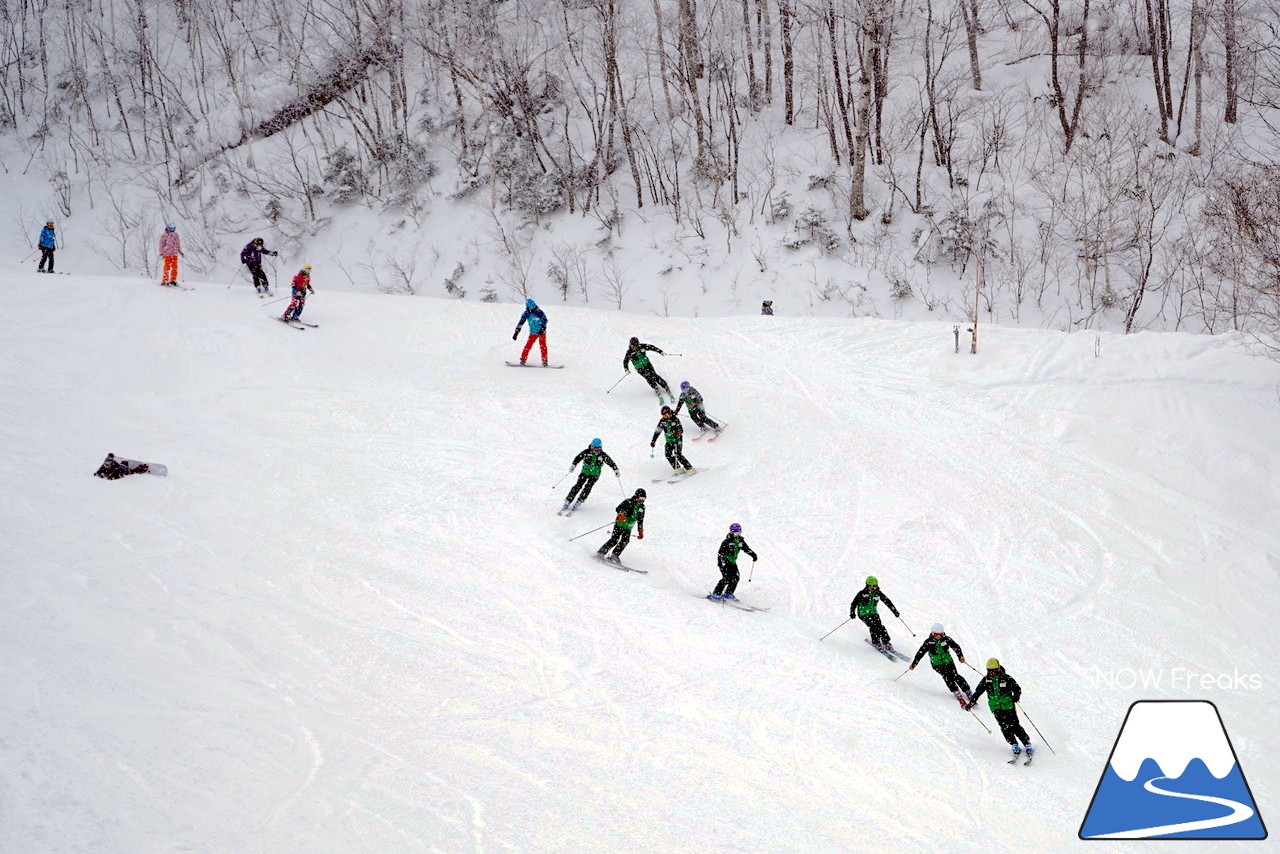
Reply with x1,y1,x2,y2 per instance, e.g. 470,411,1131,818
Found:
909,623,972,705
674,381,721,435
650,405,694,476
708,523,758,601
849,576,900,651
623,337,673,402
965,658,1034,762
596,489,646,564
561,438,620,514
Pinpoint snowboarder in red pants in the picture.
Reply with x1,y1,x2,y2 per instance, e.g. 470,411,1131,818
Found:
513,298,549,365
282,264,313,320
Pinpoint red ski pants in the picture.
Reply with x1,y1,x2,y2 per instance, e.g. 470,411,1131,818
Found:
161,255,179,283
520,334,548,362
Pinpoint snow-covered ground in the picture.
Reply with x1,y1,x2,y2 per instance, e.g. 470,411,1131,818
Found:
1,269,1277,852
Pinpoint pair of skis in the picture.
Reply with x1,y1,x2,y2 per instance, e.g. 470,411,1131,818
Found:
273,316,318,329
651,467,705,485
865,639,910,662
690,426,726,442
591,553,648,574
694,594,769,612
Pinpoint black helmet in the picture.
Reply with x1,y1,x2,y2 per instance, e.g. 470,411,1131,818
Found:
629,336,639,346
661,405,673,416
253,237,264,245
634,488,647,499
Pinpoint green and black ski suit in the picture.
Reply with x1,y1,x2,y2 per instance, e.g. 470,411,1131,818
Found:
598,495,646,558
713,533,758,597
624,343,671,396
968,669,1029,747
675,385,718,431
910,634,972,699
651,413,691,472
849,585,899,648
566,447,619,505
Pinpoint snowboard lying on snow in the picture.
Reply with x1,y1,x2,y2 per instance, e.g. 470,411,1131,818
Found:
93,453,168,478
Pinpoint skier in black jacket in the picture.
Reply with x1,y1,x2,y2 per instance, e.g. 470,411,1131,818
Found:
909,623,972,704
709,523,758,601
596,489,646,563
850,576,900,650
623,337,673,402
966,658,1034,761
674,381,720,434
561,438,619,514
650,405,694,475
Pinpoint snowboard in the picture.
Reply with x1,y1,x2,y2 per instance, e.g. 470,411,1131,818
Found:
96,455,168,477
505,361,564,369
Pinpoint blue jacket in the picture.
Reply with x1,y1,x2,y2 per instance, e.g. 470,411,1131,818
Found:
38,226,56,249
515,306,548,335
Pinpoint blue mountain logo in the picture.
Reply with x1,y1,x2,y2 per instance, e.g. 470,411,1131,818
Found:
1079,700,1267,840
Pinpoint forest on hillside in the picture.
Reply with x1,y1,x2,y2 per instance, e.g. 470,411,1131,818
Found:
2,0,1279,337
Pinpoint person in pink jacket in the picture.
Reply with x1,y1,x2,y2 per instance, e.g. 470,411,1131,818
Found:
158,226,183,287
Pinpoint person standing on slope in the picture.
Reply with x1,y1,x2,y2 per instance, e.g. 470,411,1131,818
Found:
708,523,758,601
623,337,673,402
240,237,278,295
761,300,774,316
282,264,314,321
965,659,1034,762
674,381,720,435
850,576,900,651
650,405,694,476
36,221,57,273
909,623,972,705
512,298,550,366
158,225,184,287
561,438,619,514
596,488,646,564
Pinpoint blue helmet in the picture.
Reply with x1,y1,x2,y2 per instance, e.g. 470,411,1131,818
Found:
680,381,690,391
526,298,537,309
590,438,602,448
729,523,742,533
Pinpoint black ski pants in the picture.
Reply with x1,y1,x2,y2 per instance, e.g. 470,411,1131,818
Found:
688,406,719,431
713,557,740,597
247,262,269,291
565,473,598,504
860,613,890,647
992,707,1031,747
934,663,971,697
598,525,632,557
663,440,691,470
38,247,55,272
637,365,670,394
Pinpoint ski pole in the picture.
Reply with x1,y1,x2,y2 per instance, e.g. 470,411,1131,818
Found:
748,557,756,582
605,374,627,394
569,521,612,542
21,249,37,262
1017,703,1056,754
552,469,573,490
664,352,684,357
894,614,916,636
615,472,624,495
893,668,910,681
968,708,992,734
963,660,982,674
819,618,850,641
263,296,289,306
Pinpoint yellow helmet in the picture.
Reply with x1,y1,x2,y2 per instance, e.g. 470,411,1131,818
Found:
986,658,1001,670
301,263,312,271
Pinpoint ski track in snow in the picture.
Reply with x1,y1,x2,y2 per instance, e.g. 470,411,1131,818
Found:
1,273,1278,852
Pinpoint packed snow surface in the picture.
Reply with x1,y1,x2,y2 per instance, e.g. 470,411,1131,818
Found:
2,269,1277,852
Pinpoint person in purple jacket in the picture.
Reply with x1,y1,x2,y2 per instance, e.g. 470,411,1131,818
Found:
240,237,278,294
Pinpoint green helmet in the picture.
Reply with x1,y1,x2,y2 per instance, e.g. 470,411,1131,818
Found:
865,575,878,586
986,658,1001,670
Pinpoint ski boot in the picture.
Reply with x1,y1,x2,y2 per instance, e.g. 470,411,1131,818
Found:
1023,745,1035,765
722,593,738,601
605,554,622,564
570,500,583,513
1007,745,1023,765
559,501,571,514
707,593,723,601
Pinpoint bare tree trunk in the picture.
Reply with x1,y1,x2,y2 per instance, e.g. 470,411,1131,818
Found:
825,0,855,162
648,0,675,121
849,17,873,221
677,0,706,151
1224,0,1238,123
959,0,982,90
741,0,759,106
757,0,773,102
779,0,794,123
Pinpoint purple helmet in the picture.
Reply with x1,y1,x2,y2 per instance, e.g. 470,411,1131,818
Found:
729,523,742,533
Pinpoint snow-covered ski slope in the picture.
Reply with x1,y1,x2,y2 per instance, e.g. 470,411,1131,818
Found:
2,269,1277,853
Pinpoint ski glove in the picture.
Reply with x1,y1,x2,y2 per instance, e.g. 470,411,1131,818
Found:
637,529,644,539
512,331,519,341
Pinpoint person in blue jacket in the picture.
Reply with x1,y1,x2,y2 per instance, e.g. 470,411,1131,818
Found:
37,221,57,273
512,298,550,366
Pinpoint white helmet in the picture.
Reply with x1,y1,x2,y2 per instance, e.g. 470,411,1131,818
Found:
930,623,944,635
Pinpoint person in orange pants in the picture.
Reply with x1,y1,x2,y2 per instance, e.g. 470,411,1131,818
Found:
512,298,550,366
158,225,183,286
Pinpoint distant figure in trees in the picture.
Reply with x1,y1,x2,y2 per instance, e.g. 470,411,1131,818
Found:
282,264,314,321
761,300,774,316
36,221,57,273
240,237,278,295
513,298,550,366
158,225,183,287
